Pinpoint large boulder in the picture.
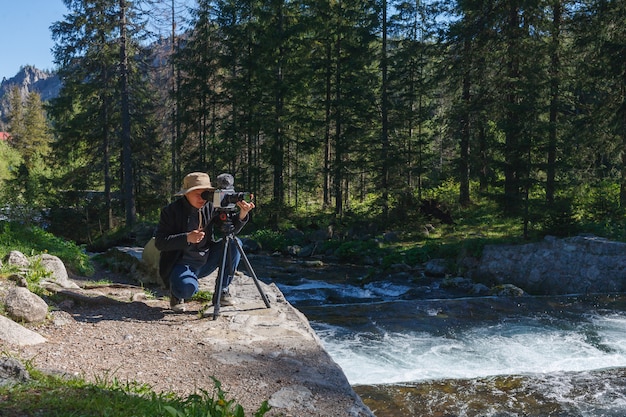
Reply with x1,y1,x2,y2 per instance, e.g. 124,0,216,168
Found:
33,253,80,289
4,287,49,323
472,235,626,295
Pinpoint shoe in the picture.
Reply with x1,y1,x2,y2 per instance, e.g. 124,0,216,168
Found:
212,289,234,307
220,291,234,306
170,293,186,312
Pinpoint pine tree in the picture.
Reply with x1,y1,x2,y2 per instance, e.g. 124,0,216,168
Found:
50,0,158,229
4,87,53,211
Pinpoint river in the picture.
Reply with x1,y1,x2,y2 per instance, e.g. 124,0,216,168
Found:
257,257,626,417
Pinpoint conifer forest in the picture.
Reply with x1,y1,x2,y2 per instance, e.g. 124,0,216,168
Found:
2,0,625,240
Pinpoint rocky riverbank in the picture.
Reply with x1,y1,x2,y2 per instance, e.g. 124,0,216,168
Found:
3,233,626,416
0,251,374,417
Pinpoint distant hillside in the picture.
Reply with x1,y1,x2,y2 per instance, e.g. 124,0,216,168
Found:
0,66,62,126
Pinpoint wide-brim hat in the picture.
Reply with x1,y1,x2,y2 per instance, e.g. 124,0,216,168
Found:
174,172,215,196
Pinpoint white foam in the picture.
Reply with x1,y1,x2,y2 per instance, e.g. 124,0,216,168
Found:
314,313,626,385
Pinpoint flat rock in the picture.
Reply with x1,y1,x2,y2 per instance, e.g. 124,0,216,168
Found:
0,315,47,346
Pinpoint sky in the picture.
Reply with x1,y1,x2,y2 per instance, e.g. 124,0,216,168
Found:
0,1,69,81
0,1,196,82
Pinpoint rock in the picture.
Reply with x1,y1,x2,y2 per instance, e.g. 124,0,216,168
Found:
4,287,49,323
269,385,313,410
389,263,412,272
470,283,490,295
241,237,261,253
0,315,46,346
50,310,75,327
302,260,324,267
441,276,474,290
383,231,399,242
297,243,316,257
284,228,305,242
8,273,28,287
424,258,449,277
4,250,29,267
0,357,31,387
473,235,626,295
287,245,301,256
107,246,164,287
309,228,332,242
490,284,526,297
34,253,80,289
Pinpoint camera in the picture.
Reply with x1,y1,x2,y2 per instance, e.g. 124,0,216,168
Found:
204,190,252,210
200,173,251,210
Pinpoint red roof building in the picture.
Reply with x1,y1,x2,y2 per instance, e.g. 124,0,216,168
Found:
0,132,10,141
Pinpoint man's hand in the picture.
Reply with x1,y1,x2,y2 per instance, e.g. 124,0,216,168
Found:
187,229,205,244
237,196,255,220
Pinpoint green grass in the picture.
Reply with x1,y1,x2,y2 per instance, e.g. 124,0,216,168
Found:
0,220,93,276
0,359,270,417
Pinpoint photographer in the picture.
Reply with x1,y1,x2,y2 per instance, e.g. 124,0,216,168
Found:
154,172,255,312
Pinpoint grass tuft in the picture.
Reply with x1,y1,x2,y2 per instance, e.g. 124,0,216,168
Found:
0,358,270,417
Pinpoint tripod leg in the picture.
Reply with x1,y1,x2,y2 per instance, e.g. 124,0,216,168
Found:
212,236,231,319
233,237,271,308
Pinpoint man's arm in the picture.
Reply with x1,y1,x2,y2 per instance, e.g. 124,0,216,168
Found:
154,203,188,252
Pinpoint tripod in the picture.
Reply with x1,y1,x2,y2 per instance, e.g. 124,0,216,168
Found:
211,210,271,319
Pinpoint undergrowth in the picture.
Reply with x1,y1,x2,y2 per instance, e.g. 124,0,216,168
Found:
0,220,93,276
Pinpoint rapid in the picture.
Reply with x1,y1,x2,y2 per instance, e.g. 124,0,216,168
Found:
271,269,626,417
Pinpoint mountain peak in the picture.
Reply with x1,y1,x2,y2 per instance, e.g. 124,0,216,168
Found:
0,65,61,124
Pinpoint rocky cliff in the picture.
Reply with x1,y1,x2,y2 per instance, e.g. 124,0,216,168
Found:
0,66,61,123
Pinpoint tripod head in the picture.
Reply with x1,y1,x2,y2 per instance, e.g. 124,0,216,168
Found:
213,209,237,236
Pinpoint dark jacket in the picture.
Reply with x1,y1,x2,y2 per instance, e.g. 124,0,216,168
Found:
154,196,247,287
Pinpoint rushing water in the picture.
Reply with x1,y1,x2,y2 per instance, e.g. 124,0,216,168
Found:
273,276,626,417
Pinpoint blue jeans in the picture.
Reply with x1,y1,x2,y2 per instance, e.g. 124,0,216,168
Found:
169,238,242,300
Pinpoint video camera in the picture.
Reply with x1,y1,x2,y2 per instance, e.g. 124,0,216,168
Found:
201,173,252,210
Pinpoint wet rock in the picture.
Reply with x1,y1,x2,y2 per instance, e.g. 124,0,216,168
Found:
441,276,474,290
470,283,490,295
490,284,526,297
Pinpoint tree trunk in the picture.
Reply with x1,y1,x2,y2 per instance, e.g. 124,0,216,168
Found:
547,0,561,203
459,36,472,207
381,0,390,219
119,0,136,227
